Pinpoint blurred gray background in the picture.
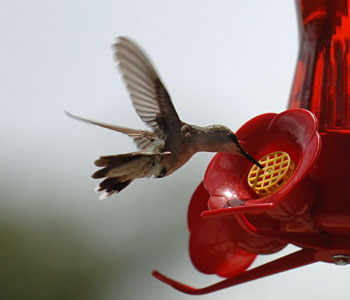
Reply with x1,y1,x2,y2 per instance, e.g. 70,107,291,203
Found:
1,0,349,299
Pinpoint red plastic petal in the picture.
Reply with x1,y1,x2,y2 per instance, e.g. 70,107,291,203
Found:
189,225,256,277
187,181,210,232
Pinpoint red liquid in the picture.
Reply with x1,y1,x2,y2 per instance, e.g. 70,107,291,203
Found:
289,0,350,231
289,0,350,132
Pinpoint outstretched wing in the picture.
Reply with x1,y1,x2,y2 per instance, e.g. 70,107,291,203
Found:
113,37,182,140
65,111,158,150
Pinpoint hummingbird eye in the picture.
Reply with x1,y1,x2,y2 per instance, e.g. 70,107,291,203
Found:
229,133,238,143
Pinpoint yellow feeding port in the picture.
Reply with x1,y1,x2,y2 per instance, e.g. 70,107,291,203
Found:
247,151,295,197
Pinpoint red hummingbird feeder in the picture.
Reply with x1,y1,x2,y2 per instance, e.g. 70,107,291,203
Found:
152,0,350,294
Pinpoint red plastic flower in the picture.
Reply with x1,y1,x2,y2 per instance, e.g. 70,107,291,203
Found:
205,108,321,220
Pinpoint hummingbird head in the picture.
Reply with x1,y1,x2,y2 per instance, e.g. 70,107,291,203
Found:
202,125,263,169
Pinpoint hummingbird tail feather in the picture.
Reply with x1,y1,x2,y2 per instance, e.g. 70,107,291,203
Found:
95,177,133,200
94,152,151,168
92,151,171,199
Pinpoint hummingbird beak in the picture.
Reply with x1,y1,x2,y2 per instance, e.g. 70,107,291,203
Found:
236,142,263,169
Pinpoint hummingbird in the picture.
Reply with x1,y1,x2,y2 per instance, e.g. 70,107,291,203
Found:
66,37,262,200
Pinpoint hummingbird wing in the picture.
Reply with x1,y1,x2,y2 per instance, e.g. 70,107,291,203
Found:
65,111,158,150
113,37,182,141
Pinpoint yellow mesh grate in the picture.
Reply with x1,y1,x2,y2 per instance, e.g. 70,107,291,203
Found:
247,151,295,197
